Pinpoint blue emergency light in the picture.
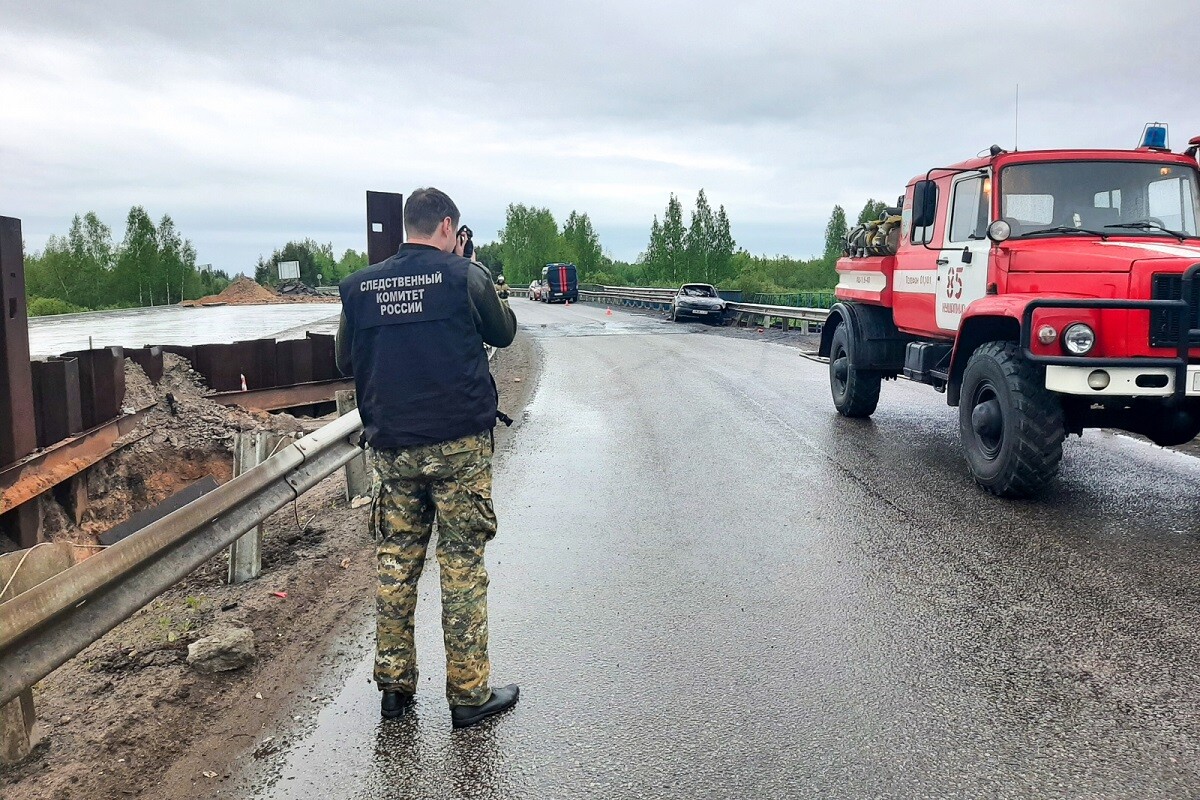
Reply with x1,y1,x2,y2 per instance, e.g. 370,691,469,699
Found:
1140,122,1169,149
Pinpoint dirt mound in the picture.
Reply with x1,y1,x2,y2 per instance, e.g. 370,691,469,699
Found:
182,277,339,307
185,276,278,306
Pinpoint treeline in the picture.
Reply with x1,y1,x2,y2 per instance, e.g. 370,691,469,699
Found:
474,192,736,289
470,206,603,286
23,196,893,317
23,209,232,316
474,192,890,295
730,199,890,295
253,241,367,287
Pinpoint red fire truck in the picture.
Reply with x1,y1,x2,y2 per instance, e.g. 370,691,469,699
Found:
820,124,1200,497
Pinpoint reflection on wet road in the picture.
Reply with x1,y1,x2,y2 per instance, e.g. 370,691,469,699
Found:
242,300,1200,799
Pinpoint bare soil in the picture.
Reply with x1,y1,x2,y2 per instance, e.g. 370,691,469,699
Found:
0,333,540,800
181,277,338,308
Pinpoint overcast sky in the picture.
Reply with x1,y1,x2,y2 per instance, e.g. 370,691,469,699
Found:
2,1,1198,274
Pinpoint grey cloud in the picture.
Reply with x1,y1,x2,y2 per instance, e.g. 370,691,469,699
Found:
2,0,1198,270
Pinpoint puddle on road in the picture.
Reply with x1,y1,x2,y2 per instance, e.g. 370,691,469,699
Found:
28,304,341,356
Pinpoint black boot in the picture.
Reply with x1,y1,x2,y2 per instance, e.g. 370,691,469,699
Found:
450,684,520,729
381,690,414,719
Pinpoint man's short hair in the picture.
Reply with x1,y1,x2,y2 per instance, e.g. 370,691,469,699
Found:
404,188,460,238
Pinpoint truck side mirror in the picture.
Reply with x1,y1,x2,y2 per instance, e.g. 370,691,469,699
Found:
912,180,938,228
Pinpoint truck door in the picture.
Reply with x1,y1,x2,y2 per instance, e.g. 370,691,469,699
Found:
936,172,992,332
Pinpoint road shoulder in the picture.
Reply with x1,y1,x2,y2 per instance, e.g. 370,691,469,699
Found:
0,333,541,800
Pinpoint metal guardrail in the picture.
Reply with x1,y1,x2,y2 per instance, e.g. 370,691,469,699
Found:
725,301,827,324
0,410,365,707
511,281,829,329
571,285,829,329
747,291,837,310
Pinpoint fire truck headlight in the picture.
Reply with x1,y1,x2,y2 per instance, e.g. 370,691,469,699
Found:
1037,325,1058,345
1063,323,1096,355
987,220,1012,242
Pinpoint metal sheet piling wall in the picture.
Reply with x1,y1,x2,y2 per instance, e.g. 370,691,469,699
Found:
0,218,40,548
31,358,83,448
0,217,35,469
366,191,404,266
61,348,126,430
125,346,164,384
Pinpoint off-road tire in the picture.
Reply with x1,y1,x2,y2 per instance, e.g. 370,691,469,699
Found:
959,341,1065,497
829,323,880,417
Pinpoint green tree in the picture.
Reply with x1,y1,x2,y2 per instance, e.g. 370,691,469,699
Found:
68,212,115,308
25,209,214,309
856,199,888,225
25,213,115,308
661,194,686,284
254,239,336,286
24,236,74,305
112,206,159,306
684,189,715,282
642,215,665,282
474,242,503,277
711,205,736,284
497,204,565,285
823,205,848,269
330,249,368,284
196,265,232,297
156,215,199,303
561,211,602,279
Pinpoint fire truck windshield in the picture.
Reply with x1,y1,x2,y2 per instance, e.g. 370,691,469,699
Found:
1000,160,1200,240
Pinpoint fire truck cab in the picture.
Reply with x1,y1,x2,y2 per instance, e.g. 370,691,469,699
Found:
820,125,1200,497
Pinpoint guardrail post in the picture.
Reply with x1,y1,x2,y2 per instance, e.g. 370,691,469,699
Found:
227,432,271,585
336,390,369,500
0,543,72,765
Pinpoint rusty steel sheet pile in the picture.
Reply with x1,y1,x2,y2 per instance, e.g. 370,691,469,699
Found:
0,217,347,549
0,195,395,548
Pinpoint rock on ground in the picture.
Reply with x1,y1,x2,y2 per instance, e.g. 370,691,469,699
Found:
186,625,256,674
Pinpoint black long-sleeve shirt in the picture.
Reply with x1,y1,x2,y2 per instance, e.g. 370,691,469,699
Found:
335,255,517,376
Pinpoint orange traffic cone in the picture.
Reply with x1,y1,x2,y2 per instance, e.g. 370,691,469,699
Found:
606,307,613,316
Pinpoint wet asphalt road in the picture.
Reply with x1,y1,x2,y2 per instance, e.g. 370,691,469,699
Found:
243,300,1200,799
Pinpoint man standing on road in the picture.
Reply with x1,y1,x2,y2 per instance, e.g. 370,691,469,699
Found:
336,188,520,728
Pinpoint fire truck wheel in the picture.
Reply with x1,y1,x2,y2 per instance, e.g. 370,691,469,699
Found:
959,341,1065,497
829,323,880,417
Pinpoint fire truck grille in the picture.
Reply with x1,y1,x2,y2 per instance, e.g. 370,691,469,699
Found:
1150,273,1200,348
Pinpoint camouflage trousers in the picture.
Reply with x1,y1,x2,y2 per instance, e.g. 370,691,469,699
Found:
370,430,497,707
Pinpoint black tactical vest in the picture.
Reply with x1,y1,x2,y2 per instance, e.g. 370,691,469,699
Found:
339,245,496,449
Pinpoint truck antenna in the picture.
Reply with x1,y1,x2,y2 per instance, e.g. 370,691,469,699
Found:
1014,84,1020,151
